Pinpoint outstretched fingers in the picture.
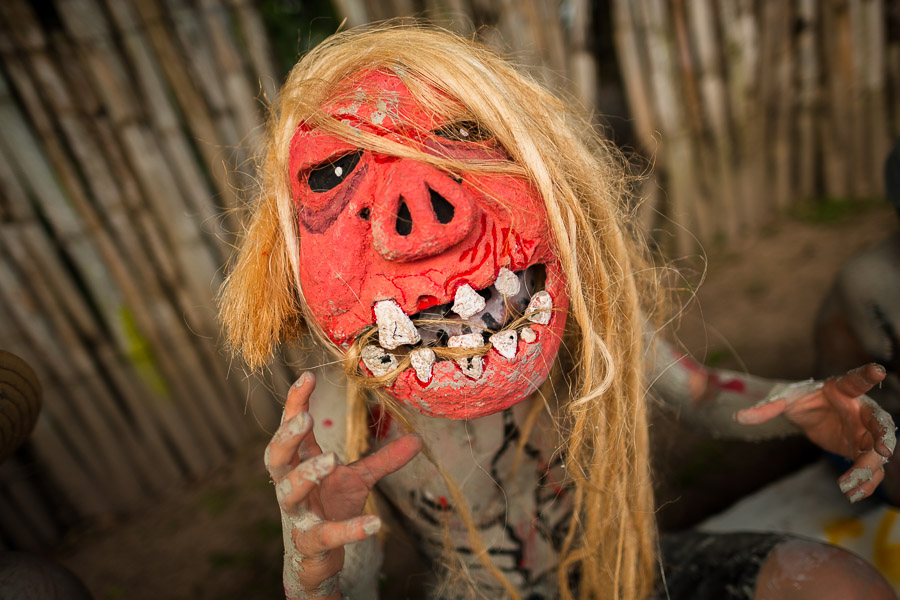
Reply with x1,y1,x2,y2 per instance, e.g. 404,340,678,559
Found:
293,514,383,557
833,363,886,400
838,450,887,503
861,396,897,459
735,398,788,426
351,433,424,488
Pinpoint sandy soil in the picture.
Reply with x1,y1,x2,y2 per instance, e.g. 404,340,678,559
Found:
52,204,897,600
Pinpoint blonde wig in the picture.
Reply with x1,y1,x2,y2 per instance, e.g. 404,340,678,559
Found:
220,24,657,600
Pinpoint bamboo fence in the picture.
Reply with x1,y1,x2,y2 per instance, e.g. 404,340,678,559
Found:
0,0,294,550
613,0,900,254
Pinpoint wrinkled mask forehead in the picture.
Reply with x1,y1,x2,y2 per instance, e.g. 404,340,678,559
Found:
318,70,446,135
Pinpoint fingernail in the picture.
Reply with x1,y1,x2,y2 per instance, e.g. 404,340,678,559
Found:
849,489,865,504
284,411,312,437
300,452,337,482
292,371,314,388
873,363,886,376
839,467,873,493
361,515,381,536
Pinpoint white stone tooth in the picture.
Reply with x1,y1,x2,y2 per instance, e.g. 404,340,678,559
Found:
448,332,485,379
489,330,518,359
374,299,420,349
447,332,483,349
520,327,536,343
450,284,486,319
525,291,552,325
361,345,398,377
494,267,521,297
457,356,483,379
410,347,436,382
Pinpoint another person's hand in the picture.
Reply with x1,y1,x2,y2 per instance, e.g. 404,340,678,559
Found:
736,364,896,503
265,372,423,599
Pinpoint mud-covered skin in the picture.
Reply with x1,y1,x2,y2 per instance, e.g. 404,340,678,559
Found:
289,71,568,419
649,338,896,504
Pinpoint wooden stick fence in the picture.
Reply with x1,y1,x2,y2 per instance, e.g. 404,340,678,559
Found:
613,0,900,254
0,0,293,549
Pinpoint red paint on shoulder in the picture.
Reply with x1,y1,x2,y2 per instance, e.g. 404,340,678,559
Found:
322,418,333,427
716,376,747,394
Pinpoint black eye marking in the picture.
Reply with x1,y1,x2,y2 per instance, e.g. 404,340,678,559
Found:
358,207,370,221
307,150,363,193
435,121,490,142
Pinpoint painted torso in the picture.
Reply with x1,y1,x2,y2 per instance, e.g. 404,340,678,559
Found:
373,399,571,597
307,367,571,598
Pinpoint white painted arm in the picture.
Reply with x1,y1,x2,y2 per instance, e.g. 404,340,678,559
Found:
646,336,801,440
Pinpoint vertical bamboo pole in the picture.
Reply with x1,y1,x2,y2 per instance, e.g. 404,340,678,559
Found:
795,0,820,202
822,0,853,199
719,0,763,229
569,0,597,116
228,0,281,105
862,0,889,191
887,2,900,137
636,0,701,254
612,0,656,156
762,0,795,211
332,0,370,29
686,0,739,240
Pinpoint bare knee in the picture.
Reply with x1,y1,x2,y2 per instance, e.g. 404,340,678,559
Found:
754,539,895,600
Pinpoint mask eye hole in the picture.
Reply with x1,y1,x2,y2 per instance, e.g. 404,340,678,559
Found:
307,150,363,193
435,121,490,142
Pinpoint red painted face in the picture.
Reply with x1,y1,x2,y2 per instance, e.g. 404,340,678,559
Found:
289,71,568,419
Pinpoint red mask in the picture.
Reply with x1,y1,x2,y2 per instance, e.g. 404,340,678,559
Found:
289,71,568,419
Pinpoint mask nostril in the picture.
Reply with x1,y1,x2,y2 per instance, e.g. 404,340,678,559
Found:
396,200,413,236
429,187,455,224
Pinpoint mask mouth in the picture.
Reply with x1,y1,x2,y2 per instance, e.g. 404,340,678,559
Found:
349,264,555,384
415,264,546,347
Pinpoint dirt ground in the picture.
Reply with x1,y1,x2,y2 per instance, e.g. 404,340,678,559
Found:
52,203,898,600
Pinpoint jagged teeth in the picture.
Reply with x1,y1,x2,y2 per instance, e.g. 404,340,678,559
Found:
494,267,520,297
448,333,484,379
361,345,398,377
457,356,483,379
521,327,536,343
410,347,435,382
451,284,486,319
489,330,517,359
447,332,483,349
374,300,420,350
525,291,552,325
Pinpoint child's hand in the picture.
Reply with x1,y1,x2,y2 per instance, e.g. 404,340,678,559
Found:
265,372,423,599
736,364,895,503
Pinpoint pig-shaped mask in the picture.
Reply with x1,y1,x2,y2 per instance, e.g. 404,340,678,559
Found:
289,71,569,419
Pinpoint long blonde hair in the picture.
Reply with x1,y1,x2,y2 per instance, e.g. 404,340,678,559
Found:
219,24,657,600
